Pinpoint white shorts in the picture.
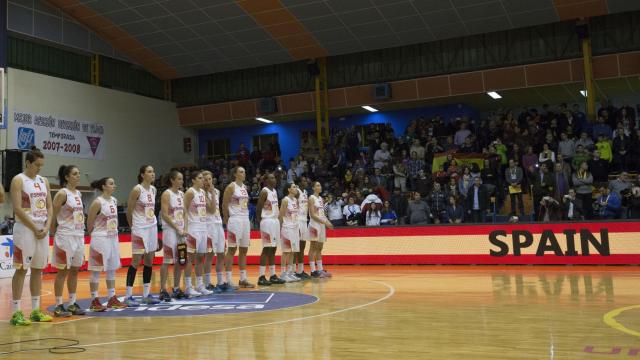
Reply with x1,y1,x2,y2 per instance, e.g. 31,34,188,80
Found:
53,233,85,269
260,218,280,248
298,220,309,241
89,234,121,272
13,222,49,270
131,226,158,255
281,226,300,253
187,229,211,254
162,228,182,264
308,220,327,243
208,222,226,253
227,217,250,248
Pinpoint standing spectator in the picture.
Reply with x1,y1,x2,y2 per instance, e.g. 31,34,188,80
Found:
454,122,471,146
390,188,408,224
538,143,556,167
373,142,391,169
465,177,489,223
237,143,250,168
481,159,498,188
628,185,640,219
589,150,610,185
445,196,464,223
326,194,345,227
393,162,408,192
365,203,382,226
609,172,632,197
505,159,525,217
407,151,424,190
596,186,621,219
407,192,430,225
572,161,594,219
380,201,398,225
554,162,570,200
612,127,631,172
522,146,538,176
427,183,447,224
532,163,555,219
557,132,575,164
458,170,473,200
342,197,361,226
409,139,425,160
287,160,297,183
562,188,583,221
538,196,561,222
370,167,386,190
571,145,591,171
576,132,595,151
592,118,612,140
595,134,613,163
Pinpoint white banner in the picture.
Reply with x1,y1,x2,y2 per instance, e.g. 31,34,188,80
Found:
12,111,105,160
0,235,15,279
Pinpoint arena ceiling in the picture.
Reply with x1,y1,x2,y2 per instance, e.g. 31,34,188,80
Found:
36,0,640,79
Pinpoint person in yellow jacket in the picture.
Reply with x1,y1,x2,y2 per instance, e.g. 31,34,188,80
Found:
595,133,613,162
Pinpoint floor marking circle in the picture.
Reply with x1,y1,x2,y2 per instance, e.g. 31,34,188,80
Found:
603,304,640,338
81,279,395,348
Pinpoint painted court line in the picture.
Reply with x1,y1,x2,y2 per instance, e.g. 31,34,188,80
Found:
82,280,395,348
265,293,275,303
603,304,640,338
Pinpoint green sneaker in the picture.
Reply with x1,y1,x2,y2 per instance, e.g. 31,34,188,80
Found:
9,310,31,326
30,308,53,322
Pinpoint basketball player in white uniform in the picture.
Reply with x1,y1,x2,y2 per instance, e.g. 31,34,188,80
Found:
256,173,285,286
159,170,186,302
52,165,86,317
10,147,54,326
202,171,225,293
87,177,127,311
308,182,334,278
184,171,213,296
279,183,301,282
125,165,161,306
222,166,254,289
295,177,311,279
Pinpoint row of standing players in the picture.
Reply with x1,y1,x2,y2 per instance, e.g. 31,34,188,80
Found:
9,147,333,326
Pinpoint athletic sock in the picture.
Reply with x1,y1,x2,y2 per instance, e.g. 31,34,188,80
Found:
56,296,63,306
309,261,316,272
216,272,224,285
259,266,266,276
281,263,287,274
91,291,99,299
185,277,192,289
269,265,276,277
12,300,21,312
288,264,295,273
126,286,133,298
31,296,40,310
204,273,211,285
226,271,233,284
298,263,305,273
143,283,150,298
240,270,247,281
108,288,116,298
317,260,324,271
196,276,203,288
69,293,77,305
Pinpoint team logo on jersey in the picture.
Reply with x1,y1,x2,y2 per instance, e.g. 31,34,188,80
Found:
36,199,46,209
48,291,318,317
17,127,35,149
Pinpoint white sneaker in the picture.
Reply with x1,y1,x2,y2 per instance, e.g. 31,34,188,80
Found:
288,271,301,282
197,285,213,296
186,287,202,297
281,272,294,283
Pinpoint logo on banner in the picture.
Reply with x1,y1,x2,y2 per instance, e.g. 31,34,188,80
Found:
1,237,12,258
17,127,35,149
47,291,318,317
87,136,101,155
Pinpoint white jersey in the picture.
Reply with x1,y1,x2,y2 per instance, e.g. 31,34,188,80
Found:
207,188,223,224
162,189,184,231
132,184,157,229
261,187,279,219
298,189,309,221
92,196,118,237
228,182,249,218
56,188,84,236
17,173,48,224
282,196,299,229
309,195,326,221
187,188,207,231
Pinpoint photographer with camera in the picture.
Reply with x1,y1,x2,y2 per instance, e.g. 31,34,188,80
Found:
325,193,345,227
562,189,583,221
538,196,561,222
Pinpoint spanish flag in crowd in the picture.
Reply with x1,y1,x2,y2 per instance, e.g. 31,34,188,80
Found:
431,151,486,173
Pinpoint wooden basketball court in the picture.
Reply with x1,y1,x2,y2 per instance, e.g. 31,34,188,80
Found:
1,265,638,359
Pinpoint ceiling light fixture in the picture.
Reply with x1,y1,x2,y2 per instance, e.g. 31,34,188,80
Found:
580,90,587,97
256,117,273,124
487,91,502,99
362,105,378,112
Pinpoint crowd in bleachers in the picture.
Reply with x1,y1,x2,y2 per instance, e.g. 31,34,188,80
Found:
179,100,640,227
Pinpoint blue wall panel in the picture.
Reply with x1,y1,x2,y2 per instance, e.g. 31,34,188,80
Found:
198,104,477,164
